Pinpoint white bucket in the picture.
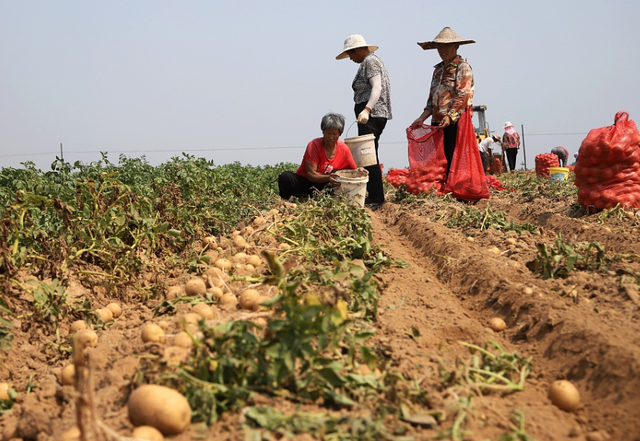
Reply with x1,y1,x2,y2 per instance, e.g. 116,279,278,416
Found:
344,134,377,167
335,169,369,208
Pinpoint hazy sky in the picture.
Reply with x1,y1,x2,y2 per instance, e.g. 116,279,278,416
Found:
1,1,639,172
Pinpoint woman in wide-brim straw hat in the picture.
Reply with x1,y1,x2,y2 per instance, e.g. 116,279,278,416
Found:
412,27,475,181
336,34,392,210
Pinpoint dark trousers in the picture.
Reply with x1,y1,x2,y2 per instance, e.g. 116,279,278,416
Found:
506,149,518,171
354,102,387,204
442,123,458,180
278,171,327,200
480,151,489,173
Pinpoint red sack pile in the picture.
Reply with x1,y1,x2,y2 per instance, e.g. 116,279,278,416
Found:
574,111,640,210
443,108,490,201
385,168,410,188
404,167,446,195
489,156,506,175
485,175,507,191
535,153,560,178
405,124,448,194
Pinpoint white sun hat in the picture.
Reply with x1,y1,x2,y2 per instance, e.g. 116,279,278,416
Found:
336,34,379,60
417,27,475,50
504,121,514,128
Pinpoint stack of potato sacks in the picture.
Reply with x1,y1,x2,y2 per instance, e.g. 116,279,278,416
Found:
574,111,640,210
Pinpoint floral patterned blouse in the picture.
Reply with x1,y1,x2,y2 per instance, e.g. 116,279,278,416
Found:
425,55,474,124
352,53,392,120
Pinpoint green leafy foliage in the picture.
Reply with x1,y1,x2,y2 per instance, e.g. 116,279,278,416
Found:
531,234,608,279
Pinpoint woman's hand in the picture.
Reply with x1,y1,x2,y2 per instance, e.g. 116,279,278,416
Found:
328,174,340,187
439,115,452,128
357,167,369,175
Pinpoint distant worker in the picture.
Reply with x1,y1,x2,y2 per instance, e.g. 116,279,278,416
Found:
551,146,570,167
502,121,520,171
478,135,501,173
412,27,475,181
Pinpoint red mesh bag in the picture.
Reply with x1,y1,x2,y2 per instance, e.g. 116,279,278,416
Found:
405,124,447,194
489,156,506,175
575,111,640,210
535,153,560,177
386,168,410,188
443,108,490,201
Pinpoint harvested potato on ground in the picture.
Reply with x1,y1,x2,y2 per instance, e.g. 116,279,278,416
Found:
489,317,506,332
202,236,217,248
233,235,247,250
219,293,238,311
127,384,191,435
106,302,122,318
59,427,81,441
132,425,164,441
207,286,224,299
60,364,76,386
141,323,165,343
164,346,190,364
239,289,260,310
232,252,247,263
75,329,98,348
255,295,272,311
166,285,184,300
69,320,87,333
172,331,193,349
191,303,214,320
0,383,10,401
214,258,232,271
95,308,113,323
185,278,206,296
548,380,580,412
246,254,262,267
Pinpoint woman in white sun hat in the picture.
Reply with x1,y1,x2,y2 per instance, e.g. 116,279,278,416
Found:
502,121,521,171
336,34,392,210
412,27,475,181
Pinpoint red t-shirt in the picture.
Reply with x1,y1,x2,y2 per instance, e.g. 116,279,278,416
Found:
296,138,357,178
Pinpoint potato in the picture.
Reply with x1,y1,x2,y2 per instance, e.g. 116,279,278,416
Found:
232,252,248,263
0,383,10,401
548,380,580,412
69,320,87,333
59,427,81,441
219,293,238,311
253,216,266,227
255,295,272,311
523,287,534,295
157,320,170,331
106,302,122,318
132,425,164,441
191,303,214,320
505,237,517,246
246,254,262,267
60,364,76,386
214,258,232,271
180,313,202,326
232,235,247,250
489,317,506,332
164,346,190,364
172,331,193,349
127,384,191,435
238,289,260,310
141,323,165,343
278,243,291,250
184,278,207,296
95,308,113,323
202,236,217,248
75,329,98,348
166,285,184,300
207,286,224,299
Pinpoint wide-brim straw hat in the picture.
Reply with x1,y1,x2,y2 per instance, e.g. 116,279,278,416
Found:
417,27,475,50
336,34,379,60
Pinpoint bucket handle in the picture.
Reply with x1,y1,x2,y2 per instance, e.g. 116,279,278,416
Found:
344,120,357,139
